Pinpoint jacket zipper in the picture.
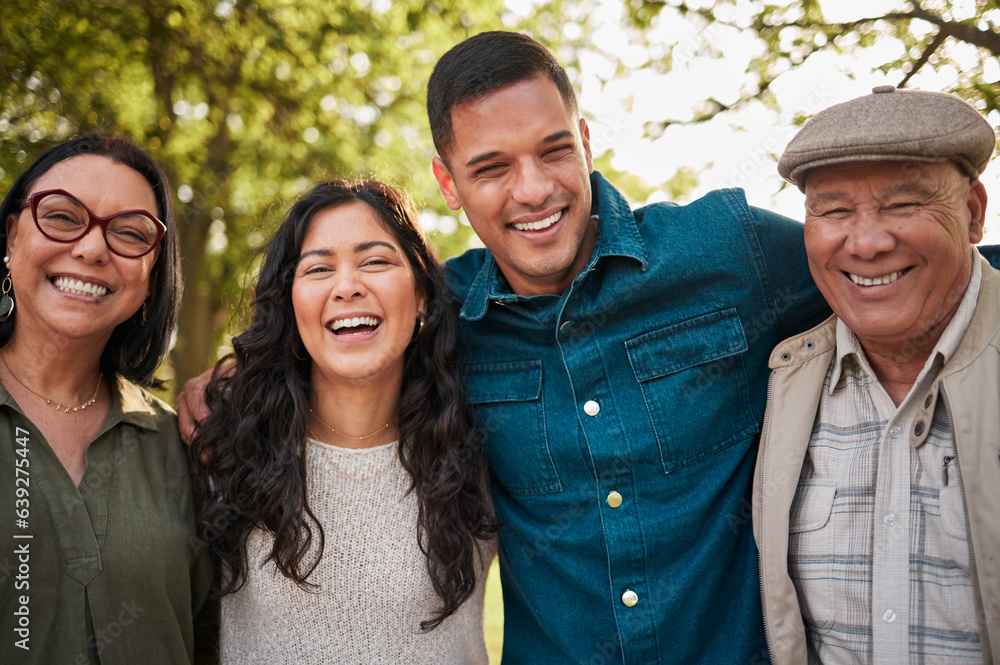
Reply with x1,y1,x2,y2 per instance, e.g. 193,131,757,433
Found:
757,369,776,661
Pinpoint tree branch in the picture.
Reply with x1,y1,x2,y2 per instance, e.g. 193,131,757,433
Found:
908,3,1000,55
897,30,946,88
725,3,1000,58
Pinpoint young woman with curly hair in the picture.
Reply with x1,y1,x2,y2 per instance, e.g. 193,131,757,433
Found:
190,180,497,664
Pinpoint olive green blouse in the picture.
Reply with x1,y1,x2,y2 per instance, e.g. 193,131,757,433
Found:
0,376,215,664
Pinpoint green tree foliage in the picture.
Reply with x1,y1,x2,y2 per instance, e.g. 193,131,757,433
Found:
623,0,1000,126
0,0,520,388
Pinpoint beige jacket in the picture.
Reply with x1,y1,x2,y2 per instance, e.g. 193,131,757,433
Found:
753,255,1000,664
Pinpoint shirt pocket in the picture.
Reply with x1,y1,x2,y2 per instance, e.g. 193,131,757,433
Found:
788,482,837,633
465,360,563,496
625,308,759,473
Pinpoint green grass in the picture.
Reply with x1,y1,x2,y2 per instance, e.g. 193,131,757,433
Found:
484,558,503,663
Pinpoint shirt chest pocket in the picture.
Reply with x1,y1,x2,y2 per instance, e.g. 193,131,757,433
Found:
465,361,563,496
625,308,759,473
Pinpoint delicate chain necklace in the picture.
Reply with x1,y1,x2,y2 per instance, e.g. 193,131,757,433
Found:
308,429,399,482
309,408,392,441
0,352,102,414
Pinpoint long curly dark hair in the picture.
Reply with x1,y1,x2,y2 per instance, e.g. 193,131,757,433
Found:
190,179,496,630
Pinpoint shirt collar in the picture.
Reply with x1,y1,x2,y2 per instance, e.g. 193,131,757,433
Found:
0,373,161,432
114,376,162,432
829,249,984,393
459,171,648,321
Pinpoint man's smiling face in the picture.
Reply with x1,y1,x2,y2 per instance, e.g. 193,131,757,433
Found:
432,74,596,297
803,160,986,353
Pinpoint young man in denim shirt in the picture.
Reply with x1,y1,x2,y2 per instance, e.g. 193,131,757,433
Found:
426,31,830,664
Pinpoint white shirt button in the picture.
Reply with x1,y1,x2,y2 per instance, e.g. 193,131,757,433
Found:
884,513,896,527
621,590,638,607
890,426,902,438
606,491,623,509
583,400,600,416
883,608,896,623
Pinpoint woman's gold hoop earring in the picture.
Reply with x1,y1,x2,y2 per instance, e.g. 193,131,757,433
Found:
0,270,15,323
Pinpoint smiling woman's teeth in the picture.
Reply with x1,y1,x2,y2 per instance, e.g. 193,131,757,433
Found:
53,277,108,297
513,210,561,232
331,316,379,331
849,271,901,286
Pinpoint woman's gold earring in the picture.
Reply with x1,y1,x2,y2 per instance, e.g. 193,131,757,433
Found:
0,269,14,323
411,314,425,342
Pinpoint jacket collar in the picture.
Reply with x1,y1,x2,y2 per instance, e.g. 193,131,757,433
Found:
769,314,838,370
944,254,1000,375
458,171,648,321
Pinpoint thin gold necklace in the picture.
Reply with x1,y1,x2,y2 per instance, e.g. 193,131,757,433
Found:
0,352,102,414
309,408,392,441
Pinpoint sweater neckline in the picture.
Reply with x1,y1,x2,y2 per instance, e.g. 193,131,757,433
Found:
305,436,397,455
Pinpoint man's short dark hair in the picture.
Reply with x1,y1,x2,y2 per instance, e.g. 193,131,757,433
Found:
427,31,578,162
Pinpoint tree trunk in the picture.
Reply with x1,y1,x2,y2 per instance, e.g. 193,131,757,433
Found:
171,209,213,393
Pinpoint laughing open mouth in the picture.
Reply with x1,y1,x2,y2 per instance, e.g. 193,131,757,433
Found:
330,316,381,335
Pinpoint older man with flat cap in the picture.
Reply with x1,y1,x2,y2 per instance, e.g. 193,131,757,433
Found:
754,85,1000,664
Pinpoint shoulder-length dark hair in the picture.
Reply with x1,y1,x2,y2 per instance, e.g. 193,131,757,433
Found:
191,179,496,629
0,134,181,387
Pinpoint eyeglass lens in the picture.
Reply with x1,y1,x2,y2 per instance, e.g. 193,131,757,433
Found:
33,193,160,257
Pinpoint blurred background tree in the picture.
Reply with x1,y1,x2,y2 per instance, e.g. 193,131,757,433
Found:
622,0,999,129
2,0,997,390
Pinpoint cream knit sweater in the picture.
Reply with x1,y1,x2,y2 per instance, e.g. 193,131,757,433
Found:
220,438,492,664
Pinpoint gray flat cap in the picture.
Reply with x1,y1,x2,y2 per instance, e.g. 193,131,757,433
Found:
778,85,997,190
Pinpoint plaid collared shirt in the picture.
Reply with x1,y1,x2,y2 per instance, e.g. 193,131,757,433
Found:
788,255,984,664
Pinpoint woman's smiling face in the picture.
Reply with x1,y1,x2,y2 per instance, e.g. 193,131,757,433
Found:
5,154,159,346
292,201,425,390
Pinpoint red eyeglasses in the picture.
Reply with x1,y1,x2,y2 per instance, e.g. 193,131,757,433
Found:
19,189,166,258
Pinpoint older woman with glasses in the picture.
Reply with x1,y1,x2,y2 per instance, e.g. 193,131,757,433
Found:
0,135,214,664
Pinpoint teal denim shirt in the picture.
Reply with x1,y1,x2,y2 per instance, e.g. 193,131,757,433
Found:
445,172,830,664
